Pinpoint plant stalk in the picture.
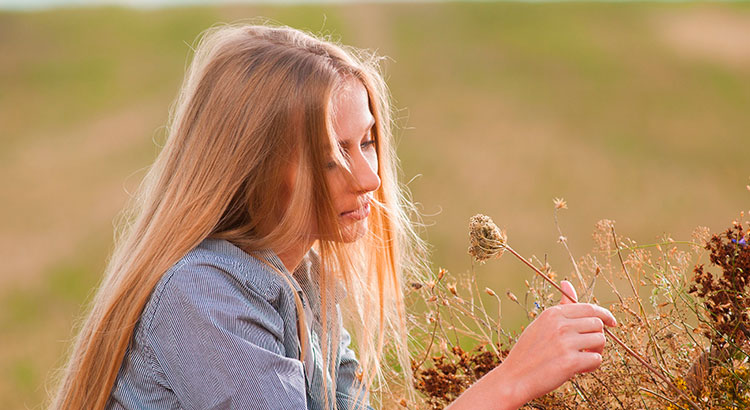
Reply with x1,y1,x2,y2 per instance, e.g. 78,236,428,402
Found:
502,244,701,410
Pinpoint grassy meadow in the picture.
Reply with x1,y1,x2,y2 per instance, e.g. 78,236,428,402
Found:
1,2,749,408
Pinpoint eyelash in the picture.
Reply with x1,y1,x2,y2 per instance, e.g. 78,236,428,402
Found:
361,139,376,149
325,137,376,169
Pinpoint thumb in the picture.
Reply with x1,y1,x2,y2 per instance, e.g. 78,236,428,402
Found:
559,280,578,305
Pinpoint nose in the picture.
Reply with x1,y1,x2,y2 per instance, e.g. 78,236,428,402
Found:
350,153,380,194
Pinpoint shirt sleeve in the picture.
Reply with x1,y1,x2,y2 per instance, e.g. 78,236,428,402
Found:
143,265,307,410
335,321,374,410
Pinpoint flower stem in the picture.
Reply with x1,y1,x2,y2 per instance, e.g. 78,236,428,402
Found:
502,244,701,410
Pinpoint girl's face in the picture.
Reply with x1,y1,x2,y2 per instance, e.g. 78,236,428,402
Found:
282,78,380,244
324,78,381,242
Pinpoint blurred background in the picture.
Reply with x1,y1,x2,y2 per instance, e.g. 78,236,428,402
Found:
1,1,749,408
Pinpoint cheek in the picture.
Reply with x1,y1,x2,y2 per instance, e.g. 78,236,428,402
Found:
325,171,347,210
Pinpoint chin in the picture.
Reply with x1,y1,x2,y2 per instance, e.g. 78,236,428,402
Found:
339,221,369,243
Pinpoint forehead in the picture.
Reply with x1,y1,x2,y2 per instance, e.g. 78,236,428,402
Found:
330,79,375,143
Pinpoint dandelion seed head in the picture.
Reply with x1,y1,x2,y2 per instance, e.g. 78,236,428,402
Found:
468,214,507,263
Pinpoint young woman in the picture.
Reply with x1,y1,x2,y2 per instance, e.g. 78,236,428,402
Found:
52,23,616,410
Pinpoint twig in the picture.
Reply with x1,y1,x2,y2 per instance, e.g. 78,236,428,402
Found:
611,227,671,375
590,371,627,410
554,206,588,297
502,243,702,410
413,309,440,370
570,378,601,410
639,387,691,410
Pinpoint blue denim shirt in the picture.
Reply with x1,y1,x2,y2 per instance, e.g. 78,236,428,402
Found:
107,238,371,410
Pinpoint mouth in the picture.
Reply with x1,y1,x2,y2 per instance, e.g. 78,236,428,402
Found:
340,199,372,221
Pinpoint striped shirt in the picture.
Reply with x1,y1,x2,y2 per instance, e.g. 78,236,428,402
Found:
107,238,372,410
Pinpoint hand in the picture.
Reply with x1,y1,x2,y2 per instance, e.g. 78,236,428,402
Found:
447,281,617,410
498,281,617,406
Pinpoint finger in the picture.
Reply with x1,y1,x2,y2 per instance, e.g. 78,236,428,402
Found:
560,303,617,327
569,317,604,334
575,351,604,374
573,332,606,352
558,280,578,305
587,344,604,355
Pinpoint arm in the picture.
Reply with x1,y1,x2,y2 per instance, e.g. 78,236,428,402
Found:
144,267,307,410
448,281,617,410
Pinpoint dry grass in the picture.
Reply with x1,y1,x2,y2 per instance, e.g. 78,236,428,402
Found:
404,203,750,409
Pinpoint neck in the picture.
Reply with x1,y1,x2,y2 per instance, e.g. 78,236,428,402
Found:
276,239,315,273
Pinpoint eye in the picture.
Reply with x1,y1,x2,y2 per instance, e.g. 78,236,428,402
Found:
360,139,376,150
325,160,337,170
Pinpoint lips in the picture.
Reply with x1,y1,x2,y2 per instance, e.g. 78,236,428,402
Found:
340,199,371,221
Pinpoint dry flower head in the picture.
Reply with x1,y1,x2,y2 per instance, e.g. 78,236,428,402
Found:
468,214,507,263
553,197,568,210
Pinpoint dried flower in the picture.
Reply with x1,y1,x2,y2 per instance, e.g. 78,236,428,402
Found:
553,197,568,210
468,214,507,263
410,201,750,409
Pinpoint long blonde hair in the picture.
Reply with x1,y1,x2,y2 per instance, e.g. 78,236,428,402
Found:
51,22,425,409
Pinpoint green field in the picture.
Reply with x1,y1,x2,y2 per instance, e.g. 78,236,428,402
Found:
1,3,749,408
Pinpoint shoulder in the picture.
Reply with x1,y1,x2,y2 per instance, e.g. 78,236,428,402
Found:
167,238,287,301
116,239,309,409
136,239,300,354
